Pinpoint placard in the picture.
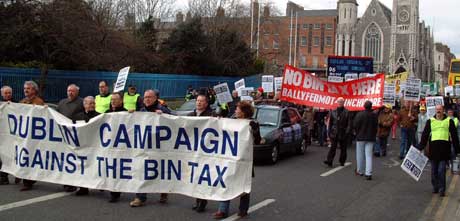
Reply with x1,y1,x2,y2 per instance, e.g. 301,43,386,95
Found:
234,79,245,95
401,146,429,181
426,96,444,117
113,66,130,92
274,77,283,92
262,75,274,93
404,78,421,102
327,56,373,83
383,84,396,106
240,88,254,101
213,83,233,104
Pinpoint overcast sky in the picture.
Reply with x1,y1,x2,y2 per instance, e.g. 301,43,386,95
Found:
176,0,460,58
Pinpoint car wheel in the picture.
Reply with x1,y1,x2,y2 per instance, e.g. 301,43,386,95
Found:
297,138,307,155
270,144,279,164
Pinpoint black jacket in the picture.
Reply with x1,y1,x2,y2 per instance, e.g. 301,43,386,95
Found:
419,115,460,161
73,110,100,123
188,106,216,117
106,106,127,113
353,109,378,142
328,107,352,141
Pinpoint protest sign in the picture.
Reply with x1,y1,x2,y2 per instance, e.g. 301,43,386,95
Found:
455,85,460,97
240,87,254,101
404,78,421,102
0,103,253,201
262,75,274,93
401,146,429,181
113,66,130,92
214,83,233,104
425,96,444,117
280,65,384,111
383,84,396,106
234,79,245,95
327,56,373,83
274,77,283,92
445,86,453,96
385,72,409,84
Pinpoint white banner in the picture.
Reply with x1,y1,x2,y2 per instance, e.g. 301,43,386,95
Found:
404,78,421,102
426,96,444,118
274,77,283,92
214,83,233,104
401,146,428,181
0,103,253,201
261,75,274,93
113,66,130,93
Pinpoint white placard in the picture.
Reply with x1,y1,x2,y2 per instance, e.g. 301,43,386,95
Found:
262,75,274,93
345,73,359,82
113,66,130,92
404,78,421,102
274,77,283,92
401,146,429,181
0,103,253,201
455,85,460,97
234,79,245,94
426,96,444,117
445,86,453,96
213,83,233,104
383,84,396,106
240,87,254,101
328,76,344,83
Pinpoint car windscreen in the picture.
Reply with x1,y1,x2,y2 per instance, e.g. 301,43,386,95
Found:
177,100,196,111
256,108,279,127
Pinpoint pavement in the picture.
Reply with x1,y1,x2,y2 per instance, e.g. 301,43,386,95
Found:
1,138,459,221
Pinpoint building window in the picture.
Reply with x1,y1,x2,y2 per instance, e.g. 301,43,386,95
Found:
326,24,333,30
312,56,318,68
314,37,320,46
272,59,277,65
363,23,382,62
326,36,332,46
273,39,279,49
303,24,309,29
438,64,441,71
301,55,306,67
314,24,321,29
301,37,307,46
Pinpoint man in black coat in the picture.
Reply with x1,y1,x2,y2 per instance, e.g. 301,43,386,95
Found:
188,94,216,213
419,105,460,197
324,97,352,167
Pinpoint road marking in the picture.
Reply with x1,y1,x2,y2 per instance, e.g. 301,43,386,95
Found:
222,199,275,221
434,175,459,221
383,158,400,168
320,162,352,177
0,192,73,212
421,194,439,218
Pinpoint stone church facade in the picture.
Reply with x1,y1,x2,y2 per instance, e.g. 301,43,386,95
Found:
336,0,434,81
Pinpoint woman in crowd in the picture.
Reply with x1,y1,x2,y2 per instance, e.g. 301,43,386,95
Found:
213,101,261,219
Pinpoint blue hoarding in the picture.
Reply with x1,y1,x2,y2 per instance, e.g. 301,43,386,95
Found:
327,56,373,82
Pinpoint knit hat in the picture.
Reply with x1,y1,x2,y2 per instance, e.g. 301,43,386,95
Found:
257,87,264,93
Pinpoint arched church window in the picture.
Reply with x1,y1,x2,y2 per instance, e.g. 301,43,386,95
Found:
364,23,382,62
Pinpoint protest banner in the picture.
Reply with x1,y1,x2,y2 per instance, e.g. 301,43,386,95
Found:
113,66,130,92
425,96,444,117
383,84,396,106
274,77,283,92
234,79,245,95
0,103,253,201
327,56,373,83
262,75,274,93
214,83,233,104
404,78,421,102
385,72,409,84
240,87,254,101
280,65,384,111
401,146,428,181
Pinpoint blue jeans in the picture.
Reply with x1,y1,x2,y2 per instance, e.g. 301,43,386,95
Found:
400,128,416,158
431,161,447,193
318,123,326,146
356,141,374,176
136,193,147,202
218,194,250,215
374,137,388,155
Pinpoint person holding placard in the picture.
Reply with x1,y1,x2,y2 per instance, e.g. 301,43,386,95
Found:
398,101,418,159
324,98,352,167
375,104,393,157
418,105,460,197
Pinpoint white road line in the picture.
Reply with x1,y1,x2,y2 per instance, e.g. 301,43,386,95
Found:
320,162,352,177
222,199,276,221
0,192,72,212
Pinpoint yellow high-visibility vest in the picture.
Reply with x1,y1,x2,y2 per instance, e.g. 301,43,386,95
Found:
95,94,112,113
430,117,451,141
123,93,140,111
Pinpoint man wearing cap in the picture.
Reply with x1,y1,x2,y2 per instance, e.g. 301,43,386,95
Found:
123,85,143,111
417,106,429,144
419,105,460,197
375,104,394,157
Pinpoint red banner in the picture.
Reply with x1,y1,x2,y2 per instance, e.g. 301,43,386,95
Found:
280,65,385,111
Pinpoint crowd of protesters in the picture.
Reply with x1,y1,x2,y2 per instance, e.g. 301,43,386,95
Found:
1,80,460,219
